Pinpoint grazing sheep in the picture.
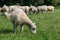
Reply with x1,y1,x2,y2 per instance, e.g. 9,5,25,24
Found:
37,6,41,12
24,6,30,14
29,6,38,14
47,6,54,11
37,5,47,13
15,6,26,13
9,5,18,12
9,5,30,14
2,6,36,34
16,6,30,14
2,5,9,12
1,5,10,16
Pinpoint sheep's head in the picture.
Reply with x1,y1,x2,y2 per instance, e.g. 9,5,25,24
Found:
30,23,36,34
1,5,9,12
9,6,17,13
1,5,9,16
9,6,14,12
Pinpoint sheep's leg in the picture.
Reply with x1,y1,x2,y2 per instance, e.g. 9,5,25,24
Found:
20,24,24,32
44,10,46,13
27,12,28,14
34,11,36,14
13,23,17,33
26,10,28,14
37,10,39,13
42,11,43,13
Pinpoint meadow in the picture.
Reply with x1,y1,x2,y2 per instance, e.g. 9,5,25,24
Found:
0,7,60,40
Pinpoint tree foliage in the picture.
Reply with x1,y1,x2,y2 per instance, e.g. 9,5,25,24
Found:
0,0,60,7
50,0,60,5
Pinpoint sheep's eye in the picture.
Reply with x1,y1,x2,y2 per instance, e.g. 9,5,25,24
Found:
32,28,35,30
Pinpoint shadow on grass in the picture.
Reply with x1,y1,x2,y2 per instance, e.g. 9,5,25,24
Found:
0,29,13,34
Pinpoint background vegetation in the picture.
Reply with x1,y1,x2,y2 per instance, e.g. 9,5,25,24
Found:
0,0,60,7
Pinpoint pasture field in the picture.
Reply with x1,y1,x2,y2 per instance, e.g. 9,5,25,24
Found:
0,7,60,40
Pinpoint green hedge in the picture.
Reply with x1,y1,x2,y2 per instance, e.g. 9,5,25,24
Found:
0,0,60,7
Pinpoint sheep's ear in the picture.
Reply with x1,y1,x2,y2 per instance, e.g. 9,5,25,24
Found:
3,5,6,6
3,5,7,7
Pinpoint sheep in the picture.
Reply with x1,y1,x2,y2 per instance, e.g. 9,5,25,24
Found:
37,6,42,13
24,6,30,14
29,6,38,14
9,5,30,14
47,6,54,12
16,6,27,12
2,6,36,34
17,6,30,14
1,5,10,16
8,5,19,12
37,5,47,13
2,5,9,12
9,5,23,12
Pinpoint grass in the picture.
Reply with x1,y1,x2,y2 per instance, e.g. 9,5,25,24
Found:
0,8,60,40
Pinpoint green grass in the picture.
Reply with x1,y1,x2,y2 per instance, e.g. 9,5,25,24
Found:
0,8,60,40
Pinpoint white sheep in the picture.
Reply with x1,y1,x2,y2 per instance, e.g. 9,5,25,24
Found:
2,6,36,34
24,6,30,14
9,5,18,12
17,6,27,12
47,6,54,11
37,6,41,12
29,6,38,14
17,6,30,14
37,5,47,13
2,5,9,12
9,5,30,14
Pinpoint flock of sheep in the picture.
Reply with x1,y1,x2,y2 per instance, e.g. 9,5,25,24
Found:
0,5,55,34
0,5,55,14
